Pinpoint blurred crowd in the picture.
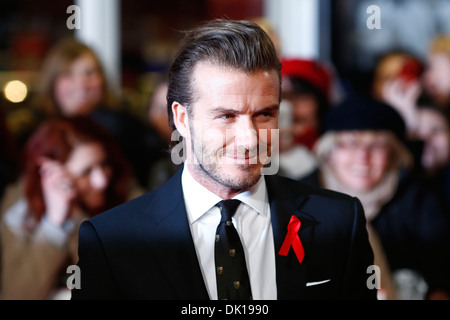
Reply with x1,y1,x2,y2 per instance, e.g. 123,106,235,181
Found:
1,20,450,300
0,38,177,299
278,33,450,300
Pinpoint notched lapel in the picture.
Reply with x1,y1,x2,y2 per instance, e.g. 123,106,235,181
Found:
267,178,318,299
144,167,209,299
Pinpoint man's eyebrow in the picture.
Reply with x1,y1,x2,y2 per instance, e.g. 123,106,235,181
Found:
210,105,279,114
210,107,239,115
258,105,280,112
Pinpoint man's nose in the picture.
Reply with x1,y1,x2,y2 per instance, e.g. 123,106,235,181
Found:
234,118,258,150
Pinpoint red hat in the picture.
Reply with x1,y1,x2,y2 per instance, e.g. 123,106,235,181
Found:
281,58,331,98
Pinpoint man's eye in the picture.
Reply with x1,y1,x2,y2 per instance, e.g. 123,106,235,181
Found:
256,111,277,119
220,114,235,120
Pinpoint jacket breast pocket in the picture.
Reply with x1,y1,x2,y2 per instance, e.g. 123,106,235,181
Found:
304,279,335,299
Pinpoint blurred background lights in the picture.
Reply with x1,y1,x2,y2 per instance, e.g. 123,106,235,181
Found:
3,80,28,103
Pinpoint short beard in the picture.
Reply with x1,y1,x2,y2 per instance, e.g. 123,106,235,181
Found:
196,161,261,191
190,124,261,191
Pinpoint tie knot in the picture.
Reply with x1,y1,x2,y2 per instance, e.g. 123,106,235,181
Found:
217,199,241,222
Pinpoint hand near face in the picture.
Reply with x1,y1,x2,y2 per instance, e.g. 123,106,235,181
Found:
39,158,77,227
381,78,421,134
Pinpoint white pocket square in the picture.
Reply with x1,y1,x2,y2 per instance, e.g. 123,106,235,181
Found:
306,279,331,287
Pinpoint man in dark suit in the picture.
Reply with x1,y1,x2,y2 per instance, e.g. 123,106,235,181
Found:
71,19,376,300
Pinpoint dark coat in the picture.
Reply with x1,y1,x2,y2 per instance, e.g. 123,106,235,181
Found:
301,169,450,293
71,166,376,300
422,164,450,214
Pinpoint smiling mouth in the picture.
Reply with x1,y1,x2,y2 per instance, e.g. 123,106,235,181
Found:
222,154,259,165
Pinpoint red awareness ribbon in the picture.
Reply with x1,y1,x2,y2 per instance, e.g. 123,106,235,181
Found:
278,215,305,264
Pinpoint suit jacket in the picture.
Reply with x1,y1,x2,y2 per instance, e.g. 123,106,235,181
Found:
71,167,376,300
302,168,450,294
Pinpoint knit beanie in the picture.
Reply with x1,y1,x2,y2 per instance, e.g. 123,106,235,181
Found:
322,93,406,141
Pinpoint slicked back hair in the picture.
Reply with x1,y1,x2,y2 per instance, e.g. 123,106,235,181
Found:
166,19,282,135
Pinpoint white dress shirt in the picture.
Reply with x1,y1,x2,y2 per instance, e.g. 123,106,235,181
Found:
182,166,277,300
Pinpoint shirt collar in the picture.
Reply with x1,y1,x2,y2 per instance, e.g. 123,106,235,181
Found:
181,166,268,224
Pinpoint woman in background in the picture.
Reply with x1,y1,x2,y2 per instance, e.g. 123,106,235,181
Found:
32,38,154,189
301,93,450,299
278,58,332,180
0,116,142,299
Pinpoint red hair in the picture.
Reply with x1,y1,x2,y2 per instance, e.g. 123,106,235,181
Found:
23,116,131,223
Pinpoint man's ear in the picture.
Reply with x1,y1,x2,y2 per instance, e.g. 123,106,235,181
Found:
171,101,190,139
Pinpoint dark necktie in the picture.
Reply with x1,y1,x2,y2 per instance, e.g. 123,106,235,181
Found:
215,199,252,300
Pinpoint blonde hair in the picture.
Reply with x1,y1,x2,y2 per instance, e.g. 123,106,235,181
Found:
315,131,413,170
35,37,117,116
429,35,450,56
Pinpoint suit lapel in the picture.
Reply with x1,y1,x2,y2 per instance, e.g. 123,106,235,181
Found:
266,175,316,299
148,169,317,299
145,167,209,299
